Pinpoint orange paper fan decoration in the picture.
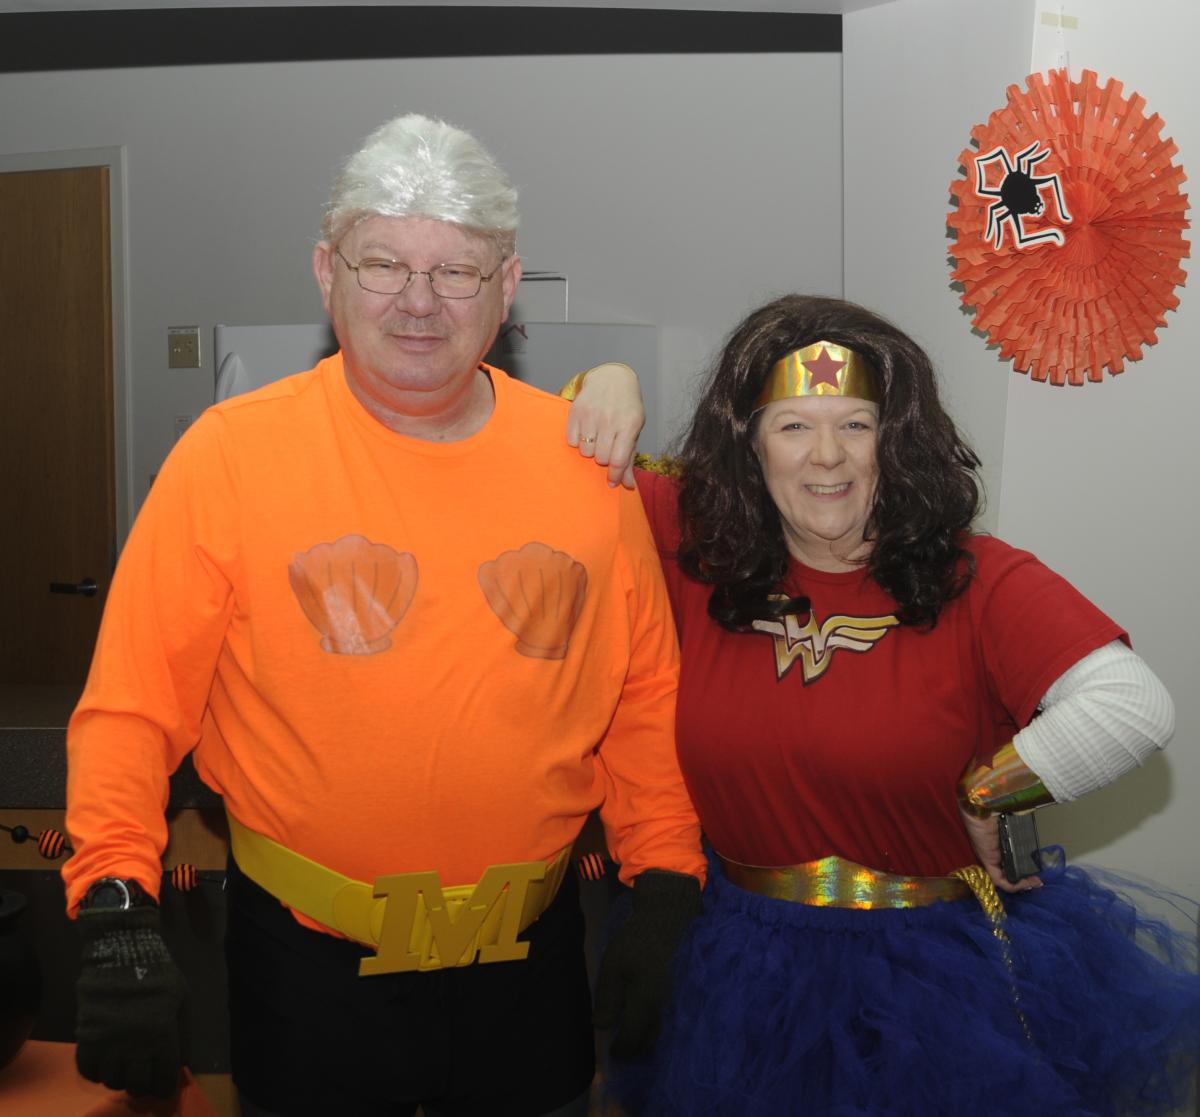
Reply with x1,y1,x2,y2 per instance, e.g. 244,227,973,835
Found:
947,69,1189,385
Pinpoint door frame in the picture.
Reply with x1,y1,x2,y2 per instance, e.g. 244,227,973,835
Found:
0,145,131,546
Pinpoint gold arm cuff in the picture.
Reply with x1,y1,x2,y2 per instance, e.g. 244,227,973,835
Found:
633,453,683,477
959,742,1056,817
558,370,588,401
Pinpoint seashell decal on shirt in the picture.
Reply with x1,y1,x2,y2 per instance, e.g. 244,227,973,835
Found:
752,597,899,683
288,534,419,655
478,541,588,660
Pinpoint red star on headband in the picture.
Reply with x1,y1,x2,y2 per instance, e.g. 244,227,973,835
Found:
802,346,846,389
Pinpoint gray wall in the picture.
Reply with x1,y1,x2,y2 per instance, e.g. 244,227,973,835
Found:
844,0,1037,531
999,0,1200,900
847,0,1199,906
0,51,844,517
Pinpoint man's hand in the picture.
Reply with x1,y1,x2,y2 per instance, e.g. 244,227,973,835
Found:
958,806,1043,895
594,869,702,1057
565,362,645,489
75,905,188,1098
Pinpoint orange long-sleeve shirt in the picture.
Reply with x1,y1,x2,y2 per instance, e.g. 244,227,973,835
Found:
64,357,703,919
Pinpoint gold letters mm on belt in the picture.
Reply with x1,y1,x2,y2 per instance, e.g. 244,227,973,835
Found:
227,813,570,976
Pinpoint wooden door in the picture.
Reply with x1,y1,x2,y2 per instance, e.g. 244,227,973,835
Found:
0,167,114,686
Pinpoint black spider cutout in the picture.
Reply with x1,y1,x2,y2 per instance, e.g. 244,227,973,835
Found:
974,141,1072,250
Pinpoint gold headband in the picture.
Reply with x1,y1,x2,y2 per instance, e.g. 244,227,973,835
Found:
753,342,880,410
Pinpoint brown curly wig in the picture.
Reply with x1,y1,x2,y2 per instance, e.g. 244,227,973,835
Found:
675,294,982,630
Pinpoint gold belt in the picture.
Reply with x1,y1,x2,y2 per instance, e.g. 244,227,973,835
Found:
227,813,571,976
717,852,976,909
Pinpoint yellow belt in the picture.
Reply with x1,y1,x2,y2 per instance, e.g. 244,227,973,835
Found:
227,813,571,976
717,852,979,909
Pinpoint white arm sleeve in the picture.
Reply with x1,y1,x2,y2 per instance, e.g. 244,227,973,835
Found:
1012,640,1175,803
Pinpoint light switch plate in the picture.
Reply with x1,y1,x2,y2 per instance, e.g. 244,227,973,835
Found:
168,326,201,369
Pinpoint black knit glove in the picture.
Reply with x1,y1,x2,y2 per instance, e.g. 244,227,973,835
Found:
594,869,702,1058
75,905,189,1098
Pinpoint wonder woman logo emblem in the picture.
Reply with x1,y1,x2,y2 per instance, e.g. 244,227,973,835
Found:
751,602,899,683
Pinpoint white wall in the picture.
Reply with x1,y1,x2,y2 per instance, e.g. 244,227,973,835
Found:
846,0,1199,905
998,1,1200,898
0,51,843,518
843,0,1037,530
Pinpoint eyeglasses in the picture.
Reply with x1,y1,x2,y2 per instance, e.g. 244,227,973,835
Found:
335,249,503,299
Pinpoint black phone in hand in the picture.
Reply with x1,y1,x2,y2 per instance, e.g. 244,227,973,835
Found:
998,812,1041,883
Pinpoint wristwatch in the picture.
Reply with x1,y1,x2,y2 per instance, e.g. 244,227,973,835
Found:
79,876,155,910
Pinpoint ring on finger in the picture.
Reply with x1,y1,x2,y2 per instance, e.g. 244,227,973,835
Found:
581,435,597,444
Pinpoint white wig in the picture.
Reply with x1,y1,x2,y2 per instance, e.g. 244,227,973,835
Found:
323,113,519,255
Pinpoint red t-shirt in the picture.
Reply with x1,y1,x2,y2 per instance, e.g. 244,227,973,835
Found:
637,469,1125,877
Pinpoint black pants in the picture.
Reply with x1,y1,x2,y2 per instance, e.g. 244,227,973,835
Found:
224,857,595,1117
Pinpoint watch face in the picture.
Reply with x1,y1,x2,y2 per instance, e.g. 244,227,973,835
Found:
84,877,132,910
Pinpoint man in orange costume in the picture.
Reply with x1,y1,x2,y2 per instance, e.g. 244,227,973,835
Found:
64,113,704,1117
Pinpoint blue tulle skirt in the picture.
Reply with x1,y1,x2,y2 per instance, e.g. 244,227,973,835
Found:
606,854,1200,1116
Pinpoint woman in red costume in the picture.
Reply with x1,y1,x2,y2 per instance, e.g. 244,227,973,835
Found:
575,294,1199,1116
